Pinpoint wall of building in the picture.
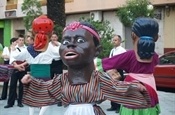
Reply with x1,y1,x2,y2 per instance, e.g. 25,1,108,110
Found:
164,6,175,52
65,0,175,13
0,0,6,18
1,0,174,54
12,18,25,37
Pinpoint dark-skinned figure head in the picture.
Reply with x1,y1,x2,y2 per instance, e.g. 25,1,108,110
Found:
132,17,159,59
60,21,101,68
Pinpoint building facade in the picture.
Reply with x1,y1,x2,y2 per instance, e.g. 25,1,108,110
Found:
0,0,175,55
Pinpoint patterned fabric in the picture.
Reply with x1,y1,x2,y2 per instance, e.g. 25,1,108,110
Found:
22,71,151,115
27,45,41,58
0,65,14,82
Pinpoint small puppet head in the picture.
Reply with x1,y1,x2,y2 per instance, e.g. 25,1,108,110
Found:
32,15,54,51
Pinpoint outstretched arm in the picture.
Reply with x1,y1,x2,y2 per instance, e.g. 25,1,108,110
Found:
21,74,62,107
99,72,151,108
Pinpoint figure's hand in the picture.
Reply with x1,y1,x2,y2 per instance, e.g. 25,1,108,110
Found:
124,82,146,96
14,64,25,71
136,83,146,92
21,73,32,84
131,82,146,92
106,69,121,80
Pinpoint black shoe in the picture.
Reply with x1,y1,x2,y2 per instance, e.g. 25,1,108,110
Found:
17,103,24,107
106,107,116,111
115,108,120,113
57,102,62,107
0,97,6,100
4,105,13,108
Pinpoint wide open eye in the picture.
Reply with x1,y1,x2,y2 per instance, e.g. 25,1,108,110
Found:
62,39,70,45
77,37,85,43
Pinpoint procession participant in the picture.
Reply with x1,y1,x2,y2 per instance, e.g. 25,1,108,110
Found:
0,38,18,100
21,21,151,115
11,15,57,115
95,17,161,115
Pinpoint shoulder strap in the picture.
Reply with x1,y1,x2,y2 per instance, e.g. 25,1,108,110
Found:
16,47,21,52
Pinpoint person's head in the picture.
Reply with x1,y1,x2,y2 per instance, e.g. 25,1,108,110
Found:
60,21,101,68
131,17,159,59
25,35,34,45
17,34,25,47
50,32,59,42
111,34,122,47
32,15,54,51
10,37,18,46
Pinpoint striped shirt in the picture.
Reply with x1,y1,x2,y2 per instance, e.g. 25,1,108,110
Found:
23,71,151,115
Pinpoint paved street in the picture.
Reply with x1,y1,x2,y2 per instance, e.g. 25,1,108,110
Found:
0,91,174,115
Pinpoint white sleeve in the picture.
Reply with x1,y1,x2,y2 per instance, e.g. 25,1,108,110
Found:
9,49,28,64
2,47,8,56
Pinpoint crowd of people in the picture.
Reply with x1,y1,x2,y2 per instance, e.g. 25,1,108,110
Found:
0,15,161,115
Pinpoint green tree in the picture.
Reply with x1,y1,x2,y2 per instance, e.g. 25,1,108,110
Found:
47,0,66,39
116,0,154,27
21,0,43,30
79,17,114,58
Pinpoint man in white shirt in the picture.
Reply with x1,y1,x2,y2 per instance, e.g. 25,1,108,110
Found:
0,38,18,100
48,32,63,79
109,35,126,57
107,34,126,113
4,35,27,108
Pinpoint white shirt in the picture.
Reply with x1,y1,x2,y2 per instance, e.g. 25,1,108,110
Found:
9,45,27,64
2,46,10,61
11,44,58,64
46,42,61,61
109,46,126,58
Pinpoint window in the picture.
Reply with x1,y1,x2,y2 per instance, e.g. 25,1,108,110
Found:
159,52,175,65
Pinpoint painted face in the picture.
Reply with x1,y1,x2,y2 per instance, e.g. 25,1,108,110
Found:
59,28,96,67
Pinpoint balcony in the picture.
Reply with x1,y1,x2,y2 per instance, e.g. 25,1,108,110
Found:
6,0,17,10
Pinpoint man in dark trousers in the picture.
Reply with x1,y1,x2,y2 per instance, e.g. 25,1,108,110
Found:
4,35,28,108
0,38,18,100
106,34,126,113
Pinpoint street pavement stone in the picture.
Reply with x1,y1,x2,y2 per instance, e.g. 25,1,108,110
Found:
0,91,174,115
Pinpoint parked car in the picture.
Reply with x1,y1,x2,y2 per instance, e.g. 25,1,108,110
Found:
154,51,175,88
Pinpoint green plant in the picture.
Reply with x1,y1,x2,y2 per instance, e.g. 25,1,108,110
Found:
21,0,43,30
53,24,63,42
79,17,114,58
116,0,154,27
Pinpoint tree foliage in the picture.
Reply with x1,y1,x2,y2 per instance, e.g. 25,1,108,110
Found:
79,17,114,58
21,0,43,31
47,0,66,39
116,0,154,27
